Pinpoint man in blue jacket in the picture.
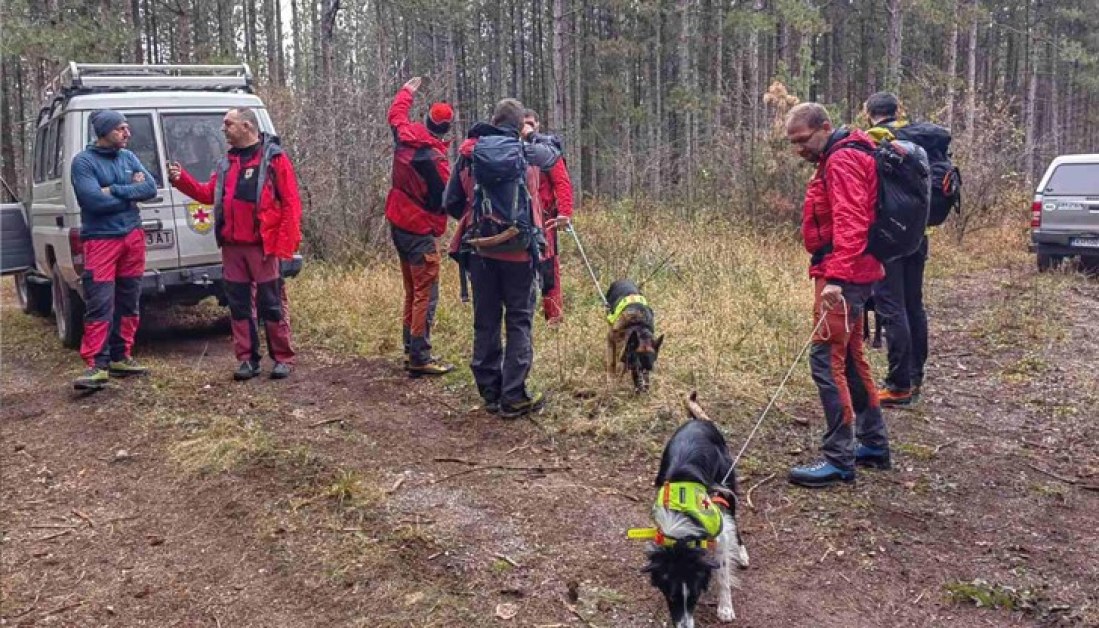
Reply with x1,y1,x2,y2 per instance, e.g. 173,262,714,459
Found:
71,109,157,390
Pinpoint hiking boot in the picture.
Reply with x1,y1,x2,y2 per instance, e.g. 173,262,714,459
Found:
788,460,855,488
233,361,261,381
499,392,546,420
270,362,292,380
855,444,892,470
109,357,149,377
878,387,914,407
404,354,441,370
483,400,500,415
407,359,454,377
74,367,109,390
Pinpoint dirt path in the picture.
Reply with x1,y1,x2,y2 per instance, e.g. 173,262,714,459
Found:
2,266,1096,627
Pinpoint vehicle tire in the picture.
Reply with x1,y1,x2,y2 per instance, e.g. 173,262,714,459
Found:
14,272,52,316
51,263,84,349
1036,253,1064,272
1081,255,1099,276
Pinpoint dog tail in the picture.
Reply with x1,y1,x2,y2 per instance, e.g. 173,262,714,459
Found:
685,391,713,422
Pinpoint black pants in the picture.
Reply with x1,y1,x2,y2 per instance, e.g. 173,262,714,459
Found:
872,237,929,391
469,255,536,405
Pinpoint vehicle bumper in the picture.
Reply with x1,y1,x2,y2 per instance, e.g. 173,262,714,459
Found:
1030,232,1099,256
140,254,304,294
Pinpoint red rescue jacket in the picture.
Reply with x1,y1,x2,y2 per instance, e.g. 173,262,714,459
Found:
801,128,884,285
384,87,451,237
172,134,302,260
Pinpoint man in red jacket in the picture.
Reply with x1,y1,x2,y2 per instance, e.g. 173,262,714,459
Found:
168,107,302,381
386,77,454,376
786,102,891,488
522,110,574,324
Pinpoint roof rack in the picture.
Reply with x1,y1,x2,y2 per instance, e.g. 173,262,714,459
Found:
44,62,254,100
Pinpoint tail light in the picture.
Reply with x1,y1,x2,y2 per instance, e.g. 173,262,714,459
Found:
68,228,84,275
1030,198,1042,229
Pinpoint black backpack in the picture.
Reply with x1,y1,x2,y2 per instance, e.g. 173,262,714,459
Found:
892,122,961,226
468,135,536,255
828,138,931,264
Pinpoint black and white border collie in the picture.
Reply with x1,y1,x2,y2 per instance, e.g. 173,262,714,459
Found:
640,394,749,627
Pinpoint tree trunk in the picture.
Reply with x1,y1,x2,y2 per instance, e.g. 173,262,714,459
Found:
885,0,904,90
1023,0,1038,186
274,0,285,85
945,0,959,129
964,0,977,145
1,56,17,201
130,0,142,62
748,0,763,141
320,0,340,81
551,0,567,133
264,0,278,83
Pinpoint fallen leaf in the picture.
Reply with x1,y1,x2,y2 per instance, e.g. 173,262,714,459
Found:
404,591,424,607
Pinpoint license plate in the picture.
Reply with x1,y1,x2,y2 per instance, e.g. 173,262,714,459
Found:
1049,202,1084,211
146,229,175,250
1070,237,1099,248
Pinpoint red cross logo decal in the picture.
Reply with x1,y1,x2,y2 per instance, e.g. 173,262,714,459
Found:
193,208,210,224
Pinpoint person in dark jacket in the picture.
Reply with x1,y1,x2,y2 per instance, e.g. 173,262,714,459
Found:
865,92,929,407
168,107,302,381
444,99,558,419
522,109,574,325
786,102,891,488
71,109,158,390
386,76,455,376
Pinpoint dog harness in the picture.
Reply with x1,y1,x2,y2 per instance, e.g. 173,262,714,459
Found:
607,294,649,326
627,481,726,549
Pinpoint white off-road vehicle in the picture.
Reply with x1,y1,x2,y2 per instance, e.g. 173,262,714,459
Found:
0,63,302,347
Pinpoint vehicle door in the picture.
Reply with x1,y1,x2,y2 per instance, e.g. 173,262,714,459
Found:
160,110,227,269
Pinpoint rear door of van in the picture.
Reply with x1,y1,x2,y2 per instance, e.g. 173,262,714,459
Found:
160,110,226,269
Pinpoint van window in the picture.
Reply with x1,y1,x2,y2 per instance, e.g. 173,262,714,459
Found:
43,118,60,180
87,113,163,186
50,116,66,179
162,113,227,181
125,115,163,187
1045,164,1099,196
32,126,47,183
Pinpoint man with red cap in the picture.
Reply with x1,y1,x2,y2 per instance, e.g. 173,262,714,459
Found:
386,76,455,376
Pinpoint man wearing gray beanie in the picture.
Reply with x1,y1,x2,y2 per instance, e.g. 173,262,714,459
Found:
71,109,158,390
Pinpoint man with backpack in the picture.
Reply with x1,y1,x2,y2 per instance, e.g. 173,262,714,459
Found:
522,109,574,325
444,99,559,419
784,102,892,489
864,92,959,406
385,77,455,376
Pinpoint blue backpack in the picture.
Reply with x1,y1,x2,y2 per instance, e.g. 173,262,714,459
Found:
469,135,536,254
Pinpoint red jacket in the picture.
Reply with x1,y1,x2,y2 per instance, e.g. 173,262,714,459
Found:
537,158,573,258
801,129,884,285
385,87,451,237
172,136,302,260
446,135,546,264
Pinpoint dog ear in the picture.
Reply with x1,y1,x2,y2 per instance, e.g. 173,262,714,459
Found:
653,334,665,354
626,328,640,351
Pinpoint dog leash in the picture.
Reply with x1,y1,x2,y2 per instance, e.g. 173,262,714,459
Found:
722,295,847,485
564,223,610,309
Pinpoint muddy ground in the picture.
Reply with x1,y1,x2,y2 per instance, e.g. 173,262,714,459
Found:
2,265,1096,627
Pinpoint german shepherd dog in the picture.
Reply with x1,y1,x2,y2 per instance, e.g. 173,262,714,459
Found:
606,279,664,392
639,394,749,627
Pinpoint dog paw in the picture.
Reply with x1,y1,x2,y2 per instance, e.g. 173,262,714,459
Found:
717,605,736,622
735,545,750,568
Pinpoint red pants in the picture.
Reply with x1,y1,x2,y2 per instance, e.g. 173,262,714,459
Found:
80,229,146,367
542,254,563,322
222,244,295,364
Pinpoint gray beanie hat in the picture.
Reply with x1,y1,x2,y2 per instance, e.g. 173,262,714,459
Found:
90,110,127,138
